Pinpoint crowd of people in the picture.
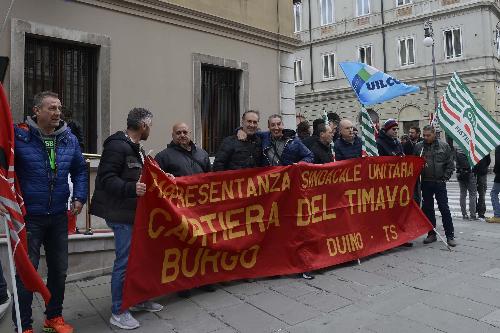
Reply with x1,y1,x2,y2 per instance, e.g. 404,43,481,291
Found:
0,91,499,332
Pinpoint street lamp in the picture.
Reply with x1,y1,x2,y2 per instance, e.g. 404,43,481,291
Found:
423,18,440,138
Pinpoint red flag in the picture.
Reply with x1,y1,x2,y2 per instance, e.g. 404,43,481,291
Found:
0,84,51,304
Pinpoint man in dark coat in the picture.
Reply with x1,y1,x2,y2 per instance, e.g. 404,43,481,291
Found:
473,154,491,218
334,119,362,161
415,125,456,247
455,148,477,219
155,122,210,176
213,110,262,171
376,119,404,157
403,126,423,156
308,123,334,164
486,145,500,223
91,108,163,330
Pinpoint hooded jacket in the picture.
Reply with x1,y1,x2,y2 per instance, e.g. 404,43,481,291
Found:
376,129,404,157
155,141,210,176
14,117,87,215
90,131,144,224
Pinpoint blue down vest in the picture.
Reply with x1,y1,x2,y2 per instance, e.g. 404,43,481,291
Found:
14,120,87,215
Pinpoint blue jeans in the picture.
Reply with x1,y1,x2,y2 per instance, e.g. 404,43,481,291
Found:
12,213,68,331
106,221,133,315
492,182,500,217
421,181,454,239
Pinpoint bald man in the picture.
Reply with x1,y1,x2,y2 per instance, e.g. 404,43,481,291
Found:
155,123,210,176
333,119,363,161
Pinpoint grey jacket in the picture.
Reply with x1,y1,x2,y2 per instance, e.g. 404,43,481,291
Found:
414,140,455,182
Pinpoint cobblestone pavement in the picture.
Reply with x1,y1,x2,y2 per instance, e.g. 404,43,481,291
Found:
2,216,500,333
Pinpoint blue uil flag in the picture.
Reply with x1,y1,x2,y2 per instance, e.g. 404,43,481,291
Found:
339,62,420,106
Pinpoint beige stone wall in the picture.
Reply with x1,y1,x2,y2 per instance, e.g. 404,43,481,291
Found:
165,0,294,35
0,0,288,155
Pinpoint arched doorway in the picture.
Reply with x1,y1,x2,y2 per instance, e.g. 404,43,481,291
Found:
398,105,424,135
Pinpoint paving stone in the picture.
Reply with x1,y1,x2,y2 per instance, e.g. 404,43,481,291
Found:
481,309,500,328
482,268,500,279
397,302,500,333
190,288,243,310
220,280,269,297
80,282,111,300
214,302,288,333
76,274,111,288
246,290,318,325
357,285,429,315
295,290,352,313
367,315,441,333
270,280,318,299
421,293,498,320
67,314,113,333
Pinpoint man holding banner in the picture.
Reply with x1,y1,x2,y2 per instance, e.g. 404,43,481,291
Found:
415,125,456,247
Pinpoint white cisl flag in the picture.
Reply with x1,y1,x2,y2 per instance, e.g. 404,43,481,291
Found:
436,72,500,166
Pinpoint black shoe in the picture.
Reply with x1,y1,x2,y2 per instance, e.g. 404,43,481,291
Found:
400,242,413,247
423,234,437,244
462,215,469,220
301,272,314,280
199,285,216,292
177,290,192,298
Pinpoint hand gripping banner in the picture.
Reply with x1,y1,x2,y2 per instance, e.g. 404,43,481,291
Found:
122,156,432,309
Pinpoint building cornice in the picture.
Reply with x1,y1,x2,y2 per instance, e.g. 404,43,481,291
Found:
74,0,300,51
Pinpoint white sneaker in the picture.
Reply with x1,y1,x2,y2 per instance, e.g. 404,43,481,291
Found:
0,290,11,320
129,300,164,313
109,311,140,330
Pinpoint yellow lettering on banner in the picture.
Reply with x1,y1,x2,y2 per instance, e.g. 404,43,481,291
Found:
161,248,180,283
281,172,291,191
297,198,311,226
221,252,239,271
374,188,386,211
245,204,265,235
399,185,410,207
234,178,244,198
185,185,197,207
200,249,221,275
247,178,257,197
326,233,363,257
257,176,269,195
382,225,398,241
311,195,322,224
297,194,336,226
362,188,375,213
200,213,221,244
210,181,221,203
240,245,260,269
222,181,234,200
267,202,280,228
148,208,168,239
386,186,398,209
181,248,203,277
344,189,357,215
226,208,245,239
198,183,209,205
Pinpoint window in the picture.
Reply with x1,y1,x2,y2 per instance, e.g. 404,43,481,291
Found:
201,65,240,155
396,0,412,6
357,0,370,16
320,0,334,26
444,28,462,59
496,28,500,58
24,36,98,153
398,37,415,66
358,45,372,66
294,60,303,84
322,53,335,80
294,3,302,32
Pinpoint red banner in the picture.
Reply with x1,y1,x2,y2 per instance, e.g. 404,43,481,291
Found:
122,156,432,310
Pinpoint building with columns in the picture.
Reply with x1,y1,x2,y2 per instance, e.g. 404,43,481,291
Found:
293,0,500,133
0,0,298,156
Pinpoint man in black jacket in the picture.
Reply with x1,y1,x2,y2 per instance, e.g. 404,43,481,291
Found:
473,154,491,219
213,110,262,171
487,145,500,223
403,126,423,156
376,119,404,157
308,123,334,164
455,148,477,220
91,108,163,330
155,123,210,176
334,119,362,161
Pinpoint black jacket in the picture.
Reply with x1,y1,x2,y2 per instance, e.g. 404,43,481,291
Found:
377,130,404,156
155,141,210,176
334,136,363,161
494,145,500,183
213,134,262,171
90,131,144,224
0,148,6,170
403,137,423,156
472,154,491,176
414,140,455,182
302,135,318,150
308,137,333,164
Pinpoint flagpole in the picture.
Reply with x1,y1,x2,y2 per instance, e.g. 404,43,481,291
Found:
2,213,23,333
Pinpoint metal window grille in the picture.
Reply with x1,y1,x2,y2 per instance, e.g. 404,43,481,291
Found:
24,35,98,153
